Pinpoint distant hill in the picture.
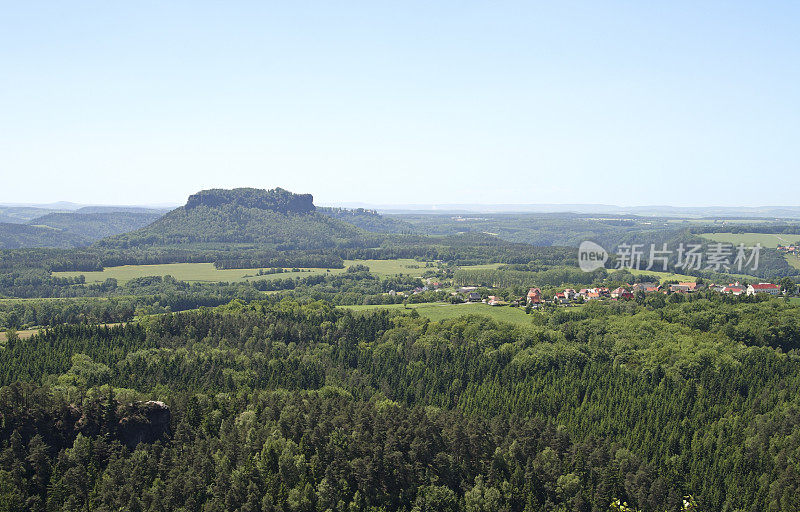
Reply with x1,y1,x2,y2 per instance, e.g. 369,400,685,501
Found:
0,208,166,249
0,206,69,224
318,207,413,233
0,223,88,249
29,211,163,239
99,187,377,250
76,206,171,215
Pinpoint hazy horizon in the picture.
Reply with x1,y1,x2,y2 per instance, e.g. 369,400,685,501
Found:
5,195,800,217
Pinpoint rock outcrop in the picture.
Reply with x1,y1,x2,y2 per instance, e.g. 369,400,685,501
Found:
117,400,171,449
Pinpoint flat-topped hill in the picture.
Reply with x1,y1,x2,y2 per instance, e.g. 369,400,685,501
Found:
98,187,375,250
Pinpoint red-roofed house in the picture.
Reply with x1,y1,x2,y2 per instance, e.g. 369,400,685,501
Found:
721,285,744,295
554,292,570,304
747,283,781,296
611,287,634,300
527,288,543,304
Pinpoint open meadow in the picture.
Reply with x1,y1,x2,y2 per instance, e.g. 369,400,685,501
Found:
53,259,444,284
699,232,799,248
342,301,538,326
700,232,800,271
620,267,698,283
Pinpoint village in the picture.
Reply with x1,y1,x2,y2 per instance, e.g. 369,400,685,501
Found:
451,280,787,308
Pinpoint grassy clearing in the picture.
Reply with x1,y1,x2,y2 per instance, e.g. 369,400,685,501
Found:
342,302,536,327
460,263,504,270
53,263,319,284
1,322,126,341
343,259,433,277
699,232,799,249
53,259,448,284
785,254,800,270
699,232,800,273
0,329,40,341
620,268,699,283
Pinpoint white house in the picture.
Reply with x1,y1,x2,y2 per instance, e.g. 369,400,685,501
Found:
746,283,781,296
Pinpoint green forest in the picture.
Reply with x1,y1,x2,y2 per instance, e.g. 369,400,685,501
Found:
2,297,800,511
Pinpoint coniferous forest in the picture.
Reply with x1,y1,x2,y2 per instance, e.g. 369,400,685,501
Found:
3,296,800,511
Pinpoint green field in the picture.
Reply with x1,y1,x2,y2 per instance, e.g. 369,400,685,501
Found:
0,328,40,341
342,302,537,326
54,263,319,284
700,232,800,271
699,232,798,249
456,263,503,270
53,259,442,284
620,268,699,283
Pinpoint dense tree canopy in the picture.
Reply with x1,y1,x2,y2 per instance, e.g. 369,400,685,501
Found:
2,298,800,510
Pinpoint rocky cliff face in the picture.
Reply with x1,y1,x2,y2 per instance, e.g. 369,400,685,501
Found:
117,400,171,449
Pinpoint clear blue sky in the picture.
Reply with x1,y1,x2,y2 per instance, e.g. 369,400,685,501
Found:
2,1,798,207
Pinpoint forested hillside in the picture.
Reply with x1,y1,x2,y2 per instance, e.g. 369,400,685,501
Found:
1,298,800,510
0,223,88,249
28,211,163,239
0,206,67,224
318,207,413,234
0,208,165,249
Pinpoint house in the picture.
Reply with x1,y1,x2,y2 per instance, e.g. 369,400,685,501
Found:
679,281,701,292
578,288,604,300
487,295,504,306
631,282,658,293
458,286,477,293
554,292,570,304
669,284,691,293
527,288,543,304
467,292,482,302
721,285,744,295
563,288,577,300
747,283,781,296
611,287,634,300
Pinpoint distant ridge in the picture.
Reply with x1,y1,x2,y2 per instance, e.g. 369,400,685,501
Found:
330,202,800,218
0,223,88,249
29,211,163,239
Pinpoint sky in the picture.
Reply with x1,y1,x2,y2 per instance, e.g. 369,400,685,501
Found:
2,1,799,207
